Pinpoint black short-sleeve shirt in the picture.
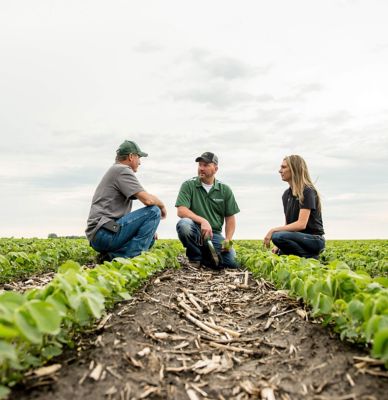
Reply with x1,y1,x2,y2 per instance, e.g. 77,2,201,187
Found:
282,186,324,235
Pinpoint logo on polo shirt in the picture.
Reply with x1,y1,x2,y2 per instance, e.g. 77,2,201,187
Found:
212,198,224,202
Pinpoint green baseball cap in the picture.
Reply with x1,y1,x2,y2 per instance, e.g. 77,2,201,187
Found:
117,140,148,157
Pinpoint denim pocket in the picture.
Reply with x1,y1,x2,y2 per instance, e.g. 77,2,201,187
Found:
91,228,114,252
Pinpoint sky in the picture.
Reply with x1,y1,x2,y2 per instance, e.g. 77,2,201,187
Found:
0,0,387,240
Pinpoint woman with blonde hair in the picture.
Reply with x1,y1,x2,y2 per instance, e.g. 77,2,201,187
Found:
263,155,325,259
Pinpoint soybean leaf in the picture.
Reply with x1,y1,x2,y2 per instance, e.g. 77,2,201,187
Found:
81,291,105,319
371,327,388,361
348,299,365,322
26,300,61,335
318,293,333,314
14,309,43,344
0,385,10,399
374,277,388,288
0,323,19,339
41,343,63,359
0,291,26,310
0,340,18,362
58,260,81,274
365,315,388,342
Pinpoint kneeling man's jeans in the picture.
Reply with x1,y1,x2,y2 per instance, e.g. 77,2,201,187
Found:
271,231,325,259
176,218,238,268
91,206,161,259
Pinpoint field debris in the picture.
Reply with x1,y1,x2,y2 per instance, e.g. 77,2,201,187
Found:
1,271,56,292
28,364,62,378
13,258,388,400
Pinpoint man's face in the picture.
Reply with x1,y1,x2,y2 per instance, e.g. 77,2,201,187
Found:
128,153,141,172
198,161,218,180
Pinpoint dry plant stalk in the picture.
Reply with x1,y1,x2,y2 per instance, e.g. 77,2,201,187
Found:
178,300,200,318
182,288,203,312
203,320,241,337
261,387,276,400
185,313,220,336
209,341,255,354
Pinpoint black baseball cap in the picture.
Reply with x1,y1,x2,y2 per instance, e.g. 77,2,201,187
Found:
195,152,218,165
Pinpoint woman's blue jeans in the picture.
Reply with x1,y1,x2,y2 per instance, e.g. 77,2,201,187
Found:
91,206,161,259
176,218,238,268
271,231,325,259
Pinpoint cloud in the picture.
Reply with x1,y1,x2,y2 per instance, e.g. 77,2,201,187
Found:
171,83,259,108
279,82,324,103
317,123,388,162
188,48,271,81
1,1,387,239
168,48,273,109
317,110,353,125
1,166,105,189
132,41,163,53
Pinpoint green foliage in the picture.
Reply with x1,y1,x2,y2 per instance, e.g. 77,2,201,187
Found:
1,236,386,392
0,240,183,396
320,240,388,277
236,240,388,366
371,328,388,365
0,238,97,283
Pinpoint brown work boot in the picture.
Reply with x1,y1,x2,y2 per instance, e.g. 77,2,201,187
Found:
187,260,201,268
96,252,111,264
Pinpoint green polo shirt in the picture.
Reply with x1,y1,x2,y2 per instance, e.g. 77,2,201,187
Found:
175,177,240,233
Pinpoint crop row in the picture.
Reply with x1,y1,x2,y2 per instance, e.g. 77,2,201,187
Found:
237,247,388,367
321,240,388,277
0,238,96,284
0,241,183,398
0,239,182,284
235,240,388,278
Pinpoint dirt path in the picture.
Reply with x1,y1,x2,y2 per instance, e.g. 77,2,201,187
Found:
13,261,388,400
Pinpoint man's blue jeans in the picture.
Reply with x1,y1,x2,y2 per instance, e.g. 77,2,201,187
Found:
91,206,161,259
176,218,238,268
271,231,325,259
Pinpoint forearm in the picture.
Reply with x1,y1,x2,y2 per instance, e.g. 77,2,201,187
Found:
264,210,309,248
135,191,167,219
269,220,306,234
224,216,236,241
145,193,165,209
177,206,207,225
136,191,164,208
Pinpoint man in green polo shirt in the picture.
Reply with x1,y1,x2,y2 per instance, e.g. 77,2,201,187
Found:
175,152,240,268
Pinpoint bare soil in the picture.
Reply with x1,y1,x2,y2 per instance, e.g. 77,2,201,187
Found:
12,260,388,400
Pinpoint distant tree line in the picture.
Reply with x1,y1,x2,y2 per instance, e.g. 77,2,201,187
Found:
47,233,86,239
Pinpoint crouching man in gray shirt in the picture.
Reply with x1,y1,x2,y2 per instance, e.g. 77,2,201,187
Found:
86,140,167,262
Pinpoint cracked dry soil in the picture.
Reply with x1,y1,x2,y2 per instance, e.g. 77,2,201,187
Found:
13,260,388,400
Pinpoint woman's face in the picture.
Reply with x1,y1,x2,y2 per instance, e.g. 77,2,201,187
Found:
279,159,292,183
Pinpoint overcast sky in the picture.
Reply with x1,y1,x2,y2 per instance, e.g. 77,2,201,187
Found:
1,0,387,240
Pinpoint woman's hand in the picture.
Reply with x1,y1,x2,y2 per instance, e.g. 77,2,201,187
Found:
263,229,274,248
271,245,279,254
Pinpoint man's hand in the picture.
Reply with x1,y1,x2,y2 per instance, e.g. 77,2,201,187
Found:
271,245,279,254
221,239,233,252
200,220,213,239
160,206,167,219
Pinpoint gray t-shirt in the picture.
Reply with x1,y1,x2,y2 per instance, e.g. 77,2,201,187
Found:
85,163,144,241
